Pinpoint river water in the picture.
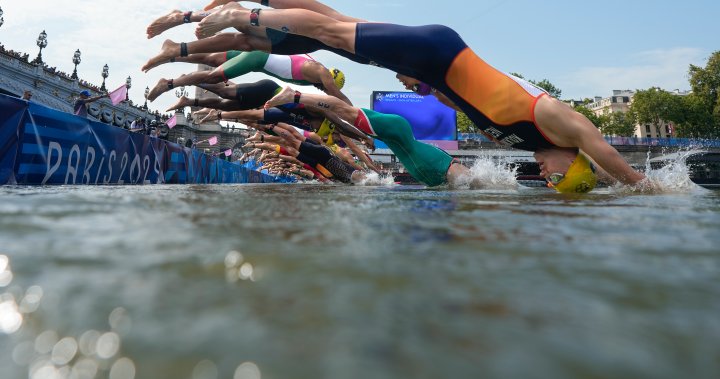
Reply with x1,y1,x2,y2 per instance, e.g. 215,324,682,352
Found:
1,168,719,378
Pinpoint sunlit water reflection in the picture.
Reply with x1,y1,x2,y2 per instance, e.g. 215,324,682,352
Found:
1,180,719,379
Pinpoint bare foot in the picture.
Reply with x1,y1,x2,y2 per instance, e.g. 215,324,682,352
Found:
142,39,181,72
166,96,192,112
198,111,217,124
196,3,247,39
193,107,213,117
147,79,171,102
203,0,235,11
264,86,296,109
147,10,186,39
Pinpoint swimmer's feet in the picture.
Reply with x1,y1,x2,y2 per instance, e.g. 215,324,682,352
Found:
196,2,247,39
264,86,297,109
147,79,172,102
198,110,220,124
147,10,186,39
142,39,181,72
166,96,191,112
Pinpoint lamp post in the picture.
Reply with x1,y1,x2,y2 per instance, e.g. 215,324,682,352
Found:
33,30,48,65
71,49,81,80
144,86,149,109
125,76,132,101
100,64,109,91
175,86,188,99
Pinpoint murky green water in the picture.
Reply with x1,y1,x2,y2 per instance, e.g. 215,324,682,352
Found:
1,184,719,379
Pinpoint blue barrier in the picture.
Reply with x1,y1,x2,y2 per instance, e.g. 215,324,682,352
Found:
0,94,289,185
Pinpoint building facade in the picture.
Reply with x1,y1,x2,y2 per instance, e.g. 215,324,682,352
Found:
584,89,691,139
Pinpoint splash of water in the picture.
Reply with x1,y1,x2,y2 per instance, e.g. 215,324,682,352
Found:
355,171,396,187
615,149,704,194
452,154,518,190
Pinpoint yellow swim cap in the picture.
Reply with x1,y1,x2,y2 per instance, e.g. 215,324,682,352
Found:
317,118,335,137
550,153,597,193
329,68,345,89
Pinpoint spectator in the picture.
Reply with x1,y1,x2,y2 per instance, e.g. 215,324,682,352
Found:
21,90,33,101
74,90,107,118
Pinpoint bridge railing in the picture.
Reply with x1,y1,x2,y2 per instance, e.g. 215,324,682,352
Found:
458,133,720,148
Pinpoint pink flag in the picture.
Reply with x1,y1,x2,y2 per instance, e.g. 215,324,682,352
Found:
224,149,232,157
208,136,218,146
108,84,128,105
166,114,177,129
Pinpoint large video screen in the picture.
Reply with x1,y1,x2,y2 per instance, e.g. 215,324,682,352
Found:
371,91,457,146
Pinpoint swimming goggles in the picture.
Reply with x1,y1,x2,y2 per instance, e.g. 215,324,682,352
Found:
546,173,565,187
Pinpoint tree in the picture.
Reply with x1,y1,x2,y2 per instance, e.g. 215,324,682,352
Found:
456,111,477,133
688,51,720,117
629,88,685,127
573,105,605,130
676,94,717,138
686,51,720,137
603,111,637,136
530,79,562,99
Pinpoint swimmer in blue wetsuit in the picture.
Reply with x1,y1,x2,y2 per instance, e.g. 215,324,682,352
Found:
193,2,649,192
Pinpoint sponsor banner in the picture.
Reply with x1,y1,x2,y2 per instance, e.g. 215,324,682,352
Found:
0,96,27,184
0,94,281,185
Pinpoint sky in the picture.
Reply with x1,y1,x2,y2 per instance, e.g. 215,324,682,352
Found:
0,0,718,115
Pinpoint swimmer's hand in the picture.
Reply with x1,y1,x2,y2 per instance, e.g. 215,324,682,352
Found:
363,137,375,151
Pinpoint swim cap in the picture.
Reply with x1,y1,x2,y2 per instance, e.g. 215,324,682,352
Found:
551,153,597,194
80,90,91,97
329,68,345,89
412,82,432,96
316,118,335,137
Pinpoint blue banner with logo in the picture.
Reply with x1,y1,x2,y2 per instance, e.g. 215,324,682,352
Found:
0,94,286,185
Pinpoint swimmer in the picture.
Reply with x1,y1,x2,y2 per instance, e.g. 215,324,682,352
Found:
144,2,367,72
146,50,348,104
165,79,281,112
200,2,647,192
265,87,474,188
245,125,362,184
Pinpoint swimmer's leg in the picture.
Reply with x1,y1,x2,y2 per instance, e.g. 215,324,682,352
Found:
197,6,356,52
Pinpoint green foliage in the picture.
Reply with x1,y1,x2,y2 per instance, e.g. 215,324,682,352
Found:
603,111,637,136
530,79,562,99
456,111,477,133
573,105,605,130
630,88,685,127
686,51,720,137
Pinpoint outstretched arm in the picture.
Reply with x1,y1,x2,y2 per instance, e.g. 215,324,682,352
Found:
339,134,379,173
576,132,646,185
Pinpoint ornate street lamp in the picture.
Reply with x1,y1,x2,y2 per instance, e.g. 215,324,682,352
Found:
125,76,132,101
71,49,81,80
33,30,48,65
100,64,109,91
144,86,149,109
175,86,188,98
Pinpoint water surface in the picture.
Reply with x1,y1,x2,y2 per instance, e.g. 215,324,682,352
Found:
1,184,719,379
